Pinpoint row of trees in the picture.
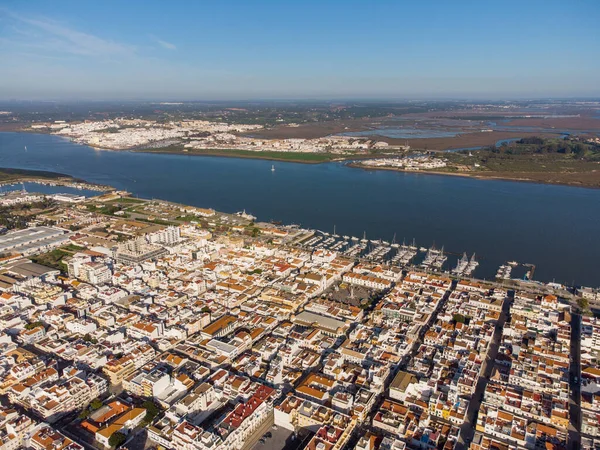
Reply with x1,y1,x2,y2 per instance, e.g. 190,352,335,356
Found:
0,199,57,230
486,137,593,157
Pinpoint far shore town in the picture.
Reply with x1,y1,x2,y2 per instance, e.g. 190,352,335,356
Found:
29,118,409,154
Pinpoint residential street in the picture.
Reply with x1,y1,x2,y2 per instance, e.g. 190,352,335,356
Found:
455,292,512,450
567,312,582,450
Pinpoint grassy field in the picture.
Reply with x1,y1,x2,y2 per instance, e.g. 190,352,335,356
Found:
134,146,345,163
0,167,73,182
438,138,600,187
353,138,600,188
30,243,83,271
107,197,146,204
443,152,599,173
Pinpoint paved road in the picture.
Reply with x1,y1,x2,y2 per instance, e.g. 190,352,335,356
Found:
567,312,581,450
455,292,512,450
250,426,312,450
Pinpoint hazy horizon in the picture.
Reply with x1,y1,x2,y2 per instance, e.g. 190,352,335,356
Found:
2,96,600,104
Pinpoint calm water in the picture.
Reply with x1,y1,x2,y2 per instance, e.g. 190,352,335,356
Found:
1,182,100,198
339,127,460,139
1,132,599,286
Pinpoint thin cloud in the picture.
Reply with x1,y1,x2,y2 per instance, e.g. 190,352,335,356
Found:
1,10,135,58
152,36,177,50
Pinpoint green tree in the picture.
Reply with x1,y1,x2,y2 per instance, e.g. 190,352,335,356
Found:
452,313,466,324
83,334,98,344
108,432,127,448
25,321,44,330
90,399,103,410
140,400,159,426
142,400,159,419
577,297,589,311
573,143,586,156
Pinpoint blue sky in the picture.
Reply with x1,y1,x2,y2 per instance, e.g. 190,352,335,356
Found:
0,0,599,100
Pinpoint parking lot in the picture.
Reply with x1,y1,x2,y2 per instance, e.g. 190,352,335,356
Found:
251,426,313,450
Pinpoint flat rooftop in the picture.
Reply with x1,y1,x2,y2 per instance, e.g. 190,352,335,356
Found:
8,261,58,277
294,311,346,333
0,226,68,253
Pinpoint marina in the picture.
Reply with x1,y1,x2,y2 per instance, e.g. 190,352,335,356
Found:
295,229,551,290
452,253,479,277
496,264,513,280
420,246,447,270
298,231,478,277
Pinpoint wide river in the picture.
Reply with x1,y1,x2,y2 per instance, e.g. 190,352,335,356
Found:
1,132,599,286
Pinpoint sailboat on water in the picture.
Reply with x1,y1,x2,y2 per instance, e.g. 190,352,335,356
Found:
333,225,339,238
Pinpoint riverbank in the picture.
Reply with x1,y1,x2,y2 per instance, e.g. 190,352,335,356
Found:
347,162,600,189
16,126,558,161
2,130,599,285
0,167,112,191
35,132,357,164
130,146,348,164
7,130,600,189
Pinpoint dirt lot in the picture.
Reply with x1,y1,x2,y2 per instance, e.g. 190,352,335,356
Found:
246,118,372,139
500,116,600,131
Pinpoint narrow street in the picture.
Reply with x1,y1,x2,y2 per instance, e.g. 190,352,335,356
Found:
567,312,581,450
342,283,453,450
455,291,512,450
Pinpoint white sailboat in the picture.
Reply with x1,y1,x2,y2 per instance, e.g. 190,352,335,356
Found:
271,165,275,172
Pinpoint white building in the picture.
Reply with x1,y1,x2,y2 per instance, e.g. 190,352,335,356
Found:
65,319,97,335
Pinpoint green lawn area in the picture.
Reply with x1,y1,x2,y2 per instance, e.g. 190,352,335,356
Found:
86,204,123,215
30,249,71,271
137,146,344,163
176,214,203,222
443,151,599,174
196,149,339,162
61,243,85,252
107,197,146,204
0,167,72,182
29,243,84,271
